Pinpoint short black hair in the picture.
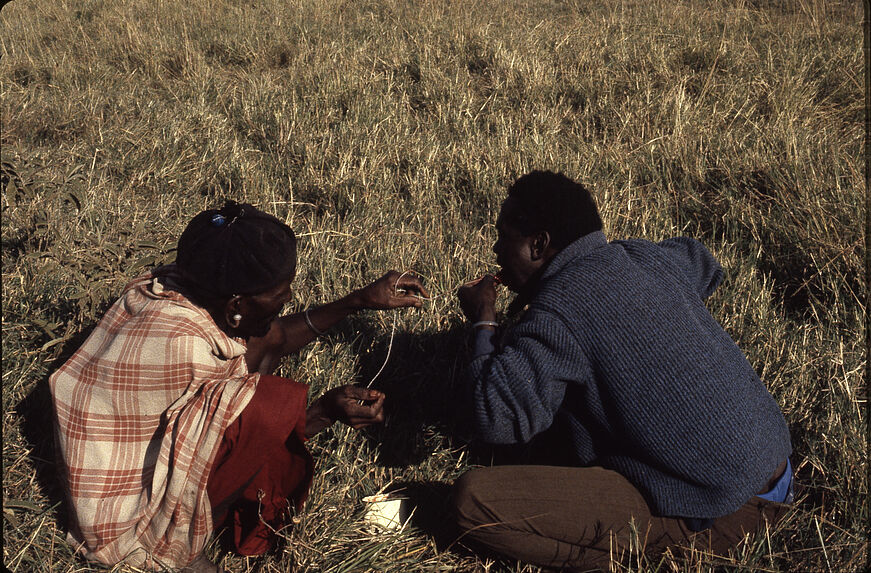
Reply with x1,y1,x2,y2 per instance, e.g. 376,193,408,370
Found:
505,170,603,250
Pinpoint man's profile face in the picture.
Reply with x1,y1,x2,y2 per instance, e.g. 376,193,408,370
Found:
493,198,540,294
236,270,295,339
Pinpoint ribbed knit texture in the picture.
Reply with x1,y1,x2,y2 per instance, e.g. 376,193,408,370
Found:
469,231,792,520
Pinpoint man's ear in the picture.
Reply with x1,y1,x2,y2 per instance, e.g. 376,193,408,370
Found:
530,231,552,261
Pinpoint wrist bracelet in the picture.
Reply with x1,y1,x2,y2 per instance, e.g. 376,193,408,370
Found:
472,320,498,329
304,308,327,336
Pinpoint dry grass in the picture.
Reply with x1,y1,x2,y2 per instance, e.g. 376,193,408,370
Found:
1,0,865,571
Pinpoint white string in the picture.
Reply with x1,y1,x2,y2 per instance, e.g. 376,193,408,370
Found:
364,309,397,388
361,271,500,388
362,270,411,388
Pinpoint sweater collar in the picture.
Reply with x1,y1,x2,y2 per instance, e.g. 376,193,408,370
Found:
540,230,608,282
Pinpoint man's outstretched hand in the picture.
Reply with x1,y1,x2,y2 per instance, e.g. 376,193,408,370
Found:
305,385,386,438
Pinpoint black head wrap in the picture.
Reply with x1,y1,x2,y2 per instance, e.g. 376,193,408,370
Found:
175,201,297,297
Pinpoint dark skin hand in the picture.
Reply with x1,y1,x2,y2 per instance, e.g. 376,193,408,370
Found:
457,274,500,327
304,386,386,438
241,270,426,438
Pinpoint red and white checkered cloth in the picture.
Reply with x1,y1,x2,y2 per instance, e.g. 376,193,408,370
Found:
50,269,259,569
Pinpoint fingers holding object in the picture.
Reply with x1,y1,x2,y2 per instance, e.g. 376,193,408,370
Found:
461,273,501,289
392,271,429,302
339,386,386,426
344,386,384,403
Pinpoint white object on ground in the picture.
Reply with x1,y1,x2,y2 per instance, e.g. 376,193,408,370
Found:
362,493,413,531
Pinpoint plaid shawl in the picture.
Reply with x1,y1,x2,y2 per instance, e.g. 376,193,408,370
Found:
50,269,259,569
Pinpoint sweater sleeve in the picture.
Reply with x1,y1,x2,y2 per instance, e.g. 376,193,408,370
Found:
657,237,724,299
467,307,585,444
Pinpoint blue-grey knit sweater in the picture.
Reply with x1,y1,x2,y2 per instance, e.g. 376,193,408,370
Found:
468,231,792,520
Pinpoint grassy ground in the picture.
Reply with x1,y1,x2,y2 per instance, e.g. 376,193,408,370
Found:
1,0,865,571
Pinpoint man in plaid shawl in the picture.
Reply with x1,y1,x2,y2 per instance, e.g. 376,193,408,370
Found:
50,202,428,572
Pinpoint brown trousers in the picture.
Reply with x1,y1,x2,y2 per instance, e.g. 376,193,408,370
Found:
452,465,788,571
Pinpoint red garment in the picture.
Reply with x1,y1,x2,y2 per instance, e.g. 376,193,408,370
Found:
207,375,314,556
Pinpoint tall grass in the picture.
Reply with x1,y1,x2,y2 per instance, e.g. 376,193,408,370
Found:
2,0,864,571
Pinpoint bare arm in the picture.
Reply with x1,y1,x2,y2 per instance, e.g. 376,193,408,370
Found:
245,270,428,375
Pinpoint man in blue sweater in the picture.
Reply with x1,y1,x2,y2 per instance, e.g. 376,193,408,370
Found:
453,170,793,570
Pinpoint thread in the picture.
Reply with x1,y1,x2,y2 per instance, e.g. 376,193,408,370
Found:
362,270,413,388
364,310,397,389
361,270,501,389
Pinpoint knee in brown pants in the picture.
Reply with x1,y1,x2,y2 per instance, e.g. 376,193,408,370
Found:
451,465,789,571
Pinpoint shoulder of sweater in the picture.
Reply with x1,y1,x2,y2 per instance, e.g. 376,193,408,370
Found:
536,233,706,292
533,237,678,310
538,240,624,288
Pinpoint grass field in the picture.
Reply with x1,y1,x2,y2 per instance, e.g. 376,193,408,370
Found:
1,0,866,571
